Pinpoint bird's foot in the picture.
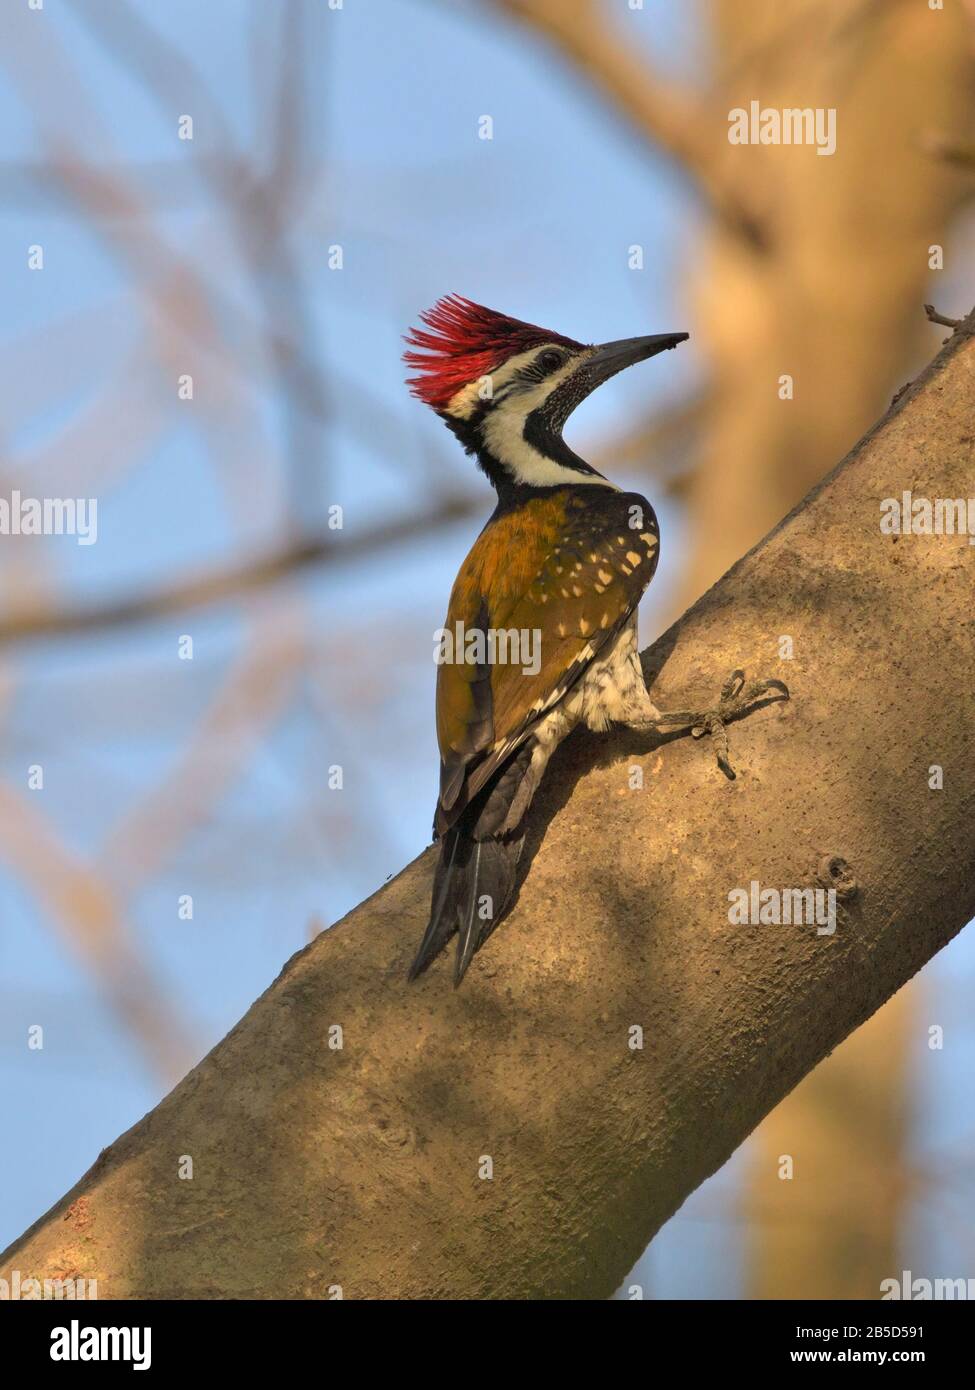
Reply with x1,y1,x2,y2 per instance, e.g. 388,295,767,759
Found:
649,668,789,780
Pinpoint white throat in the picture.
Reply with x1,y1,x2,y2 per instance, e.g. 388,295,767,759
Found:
446,348,618,490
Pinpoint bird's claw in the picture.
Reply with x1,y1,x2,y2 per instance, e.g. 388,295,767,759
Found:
653,668,790,780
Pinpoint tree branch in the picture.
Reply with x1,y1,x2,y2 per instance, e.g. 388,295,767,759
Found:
4,314,975,1297
493,0,768,245
0,493,483,645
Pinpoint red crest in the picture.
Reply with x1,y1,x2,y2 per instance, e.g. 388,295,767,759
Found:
404,294,583,408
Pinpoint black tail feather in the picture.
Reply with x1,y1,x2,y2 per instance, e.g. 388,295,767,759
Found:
407,829,462,981
454,840,484,987
410,738,534,984
408,830,520,985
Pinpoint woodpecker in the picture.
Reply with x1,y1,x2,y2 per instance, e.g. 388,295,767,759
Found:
404,295,787,985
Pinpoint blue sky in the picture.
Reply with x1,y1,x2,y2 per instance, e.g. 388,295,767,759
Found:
1,0,972,1296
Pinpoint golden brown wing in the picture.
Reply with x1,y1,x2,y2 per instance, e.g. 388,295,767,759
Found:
434,488,659,833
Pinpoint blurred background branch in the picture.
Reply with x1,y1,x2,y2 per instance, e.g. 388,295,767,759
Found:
3,0,975,1296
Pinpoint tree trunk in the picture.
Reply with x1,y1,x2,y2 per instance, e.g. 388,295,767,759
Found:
745,990,912,1298
3,317,974,1300
691,0,975,1298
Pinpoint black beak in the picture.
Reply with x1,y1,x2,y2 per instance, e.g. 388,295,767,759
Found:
586,332,688,389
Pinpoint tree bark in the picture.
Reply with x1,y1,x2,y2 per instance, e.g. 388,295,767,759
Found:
4,316,974,1300
690,0,975,1297
496,0,975,1297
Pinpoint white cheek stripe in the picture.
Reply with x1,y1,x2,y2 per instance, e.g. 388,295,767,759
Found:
447,347,618,490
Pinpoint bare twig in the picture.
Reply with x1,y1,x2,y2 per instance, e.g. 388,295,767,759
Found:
925,303,965,331
0,493,485,645
96,603,307,897
0,782,198,1084
494,0,769,246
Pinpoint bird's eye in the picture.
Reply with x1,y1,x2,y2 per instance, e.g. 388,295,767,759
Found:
537,349,565,372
